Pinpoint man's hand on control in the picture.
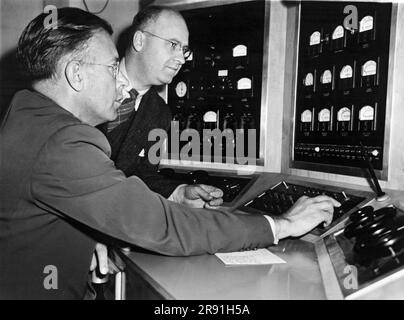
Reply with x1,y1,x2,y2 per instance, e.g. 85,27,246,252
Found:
273,195,341,240
90,243,109,275
176,184,224,209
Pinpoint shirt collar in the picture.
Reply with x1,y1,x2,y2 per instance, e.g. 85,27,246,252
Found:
120,57,149,97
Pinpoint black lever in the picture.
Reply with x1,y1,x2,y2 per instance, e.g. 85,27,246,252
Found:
360,142,389,202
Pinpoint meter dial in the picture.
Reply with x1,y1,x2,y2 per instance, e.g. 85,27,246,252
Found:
175,81,187,98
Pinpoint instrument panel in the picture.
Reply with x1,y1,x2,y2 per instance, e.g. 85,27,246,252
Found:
237,179,373,238
158,168,256,204
167,1,265,161
293,1,392,177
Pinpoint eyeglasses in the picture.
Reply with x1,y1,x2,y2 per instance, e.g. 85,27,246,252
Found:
81,61,120,79
140,30,192,59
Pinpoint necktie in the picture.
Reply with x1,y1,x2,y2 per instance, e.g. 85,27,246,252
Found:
107,88,138,132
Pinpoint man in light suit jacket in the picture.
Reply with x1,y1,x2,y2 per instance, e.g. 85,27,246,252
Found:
0,7,339,299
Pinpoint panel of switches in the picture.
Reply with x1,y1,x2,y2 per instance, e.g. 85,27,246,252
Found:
158,168,254,204
239,181,366,233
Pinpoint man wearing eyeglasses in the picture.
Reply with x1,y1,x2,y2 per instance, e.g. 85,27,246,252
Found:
0,7,339,299
99,6,223,209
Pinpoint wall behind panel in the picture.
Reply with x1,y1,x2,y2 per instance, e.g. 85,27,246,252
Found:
0,0,44,118
0,0,43,54
0,0,140,58
69,0,138,44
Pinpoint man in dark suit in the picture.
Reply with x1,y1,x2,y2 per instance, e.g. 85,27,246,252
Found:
0,7,339,299
100,6,223,208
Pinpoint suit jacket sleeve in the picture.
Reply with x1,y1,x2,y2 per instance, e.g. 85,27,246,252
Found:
30,124,274,256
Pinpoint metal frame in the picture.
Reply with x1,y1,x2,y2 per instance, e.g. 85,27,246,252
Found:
155,0,271,169
289,2,398,181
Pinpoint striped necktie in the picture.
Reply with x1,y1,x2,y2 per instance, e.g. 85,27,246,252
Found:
107,88,138,132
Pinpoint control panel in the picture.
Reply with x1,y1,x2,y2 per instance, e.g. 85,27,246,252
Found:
321,205,404,299
158,168,256,204
293,2,392,176
237,180,373,237
167,1,265,162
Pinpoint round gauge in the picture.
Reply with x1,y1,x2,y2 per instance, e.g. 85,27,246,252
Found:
175,81,187,98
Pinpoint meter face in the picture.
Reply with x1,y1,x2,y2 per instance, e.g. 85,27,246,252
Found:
175,81,187,98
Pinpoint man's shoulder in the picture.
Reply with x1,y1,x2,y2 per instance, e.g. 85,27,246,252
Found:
139,87,171,120
150,87,171,113
10,90,110,153
50,123,109,147
41,123,112,161
3,89,83,143
147,87,169,107
9,89,80,123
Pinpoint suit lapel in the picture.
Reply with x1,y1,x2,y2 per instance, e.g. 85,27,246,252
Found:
115,89,156,164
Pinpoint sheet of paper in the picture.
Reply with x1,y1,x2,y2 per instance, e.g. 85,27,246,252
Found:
215,248,286,266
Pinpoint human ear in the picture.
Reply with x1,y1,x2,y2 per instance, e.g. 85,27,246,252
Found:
132,30,144,52
65,60,83,92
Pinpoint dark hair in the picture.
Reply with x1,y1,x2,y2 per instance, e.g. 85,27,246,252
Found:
17,7,113,82
125,5,182,53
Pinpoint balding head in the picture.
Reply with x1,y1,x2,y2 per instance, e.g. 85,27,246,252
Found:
125,6,189,89
129,6,185,42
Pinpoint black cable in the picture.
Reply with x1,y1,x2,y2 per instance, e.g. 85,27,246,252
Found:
360,142,385,198
82,0,110,15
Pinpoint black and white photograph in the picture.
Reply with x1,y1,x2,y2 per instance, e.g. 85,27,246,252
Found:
1,0,404,304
